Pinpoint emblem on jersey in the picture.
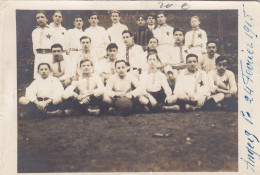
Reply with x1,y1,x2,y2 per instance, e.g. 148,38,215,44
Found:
62,32,65,35
166,32,169,36
46,34,52,39
198,33,202,38
199,80,204,87
223,80,229,86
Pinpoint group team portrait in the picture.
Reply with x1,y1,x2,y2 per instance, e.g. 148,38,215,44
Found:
17,9,238,173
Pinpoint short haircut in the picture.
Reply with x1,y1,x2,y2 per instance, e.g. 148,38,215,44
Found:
74,15,82,20
148,37,159,44
88,12,99,19
115,59,126,67
147,48,158,54
80,36,91,43
136,15,145,21
191,16,200,21
157,11,167,18
206,41,218,48
80,59,93,67
38,62,51,71
186,54,198,62
110,10,120,16
53,10,62,16
51,43,63,51
173,27,185,35
36,10,47,17
107,43,118,51
147,52,160,61
122,30,133,37
216,56,228,65
145,12,156,20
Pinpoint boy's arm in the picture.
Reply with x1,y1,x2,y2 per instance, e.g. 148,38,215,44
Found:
32,30,37,56
25,80,38,103
105,76,117,97
62,81,78,99
228,71,237,95
93,76,105,97
51,78,65,105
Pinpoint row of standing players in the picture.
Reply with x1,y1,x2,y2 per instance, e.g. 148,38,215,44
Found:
18,10,238,117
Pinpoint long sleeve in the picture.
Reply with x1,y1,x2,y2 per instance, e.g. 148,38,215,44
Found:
173,74,186,99
63,81,78,99
130,76,143,98
25,80,38,102
58,56,73,81
51,78,64,105
93,76,105,97
228,71,237,95
105,75,117,97
208,70,218,93
161,73,172,97
32,30,37,56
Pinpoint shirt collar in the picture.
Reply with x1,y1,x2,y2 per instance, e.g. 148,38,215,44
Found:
53,56,64,63
158,24,168,28
184,68,199,75
112,22,121,26
192,26,200,31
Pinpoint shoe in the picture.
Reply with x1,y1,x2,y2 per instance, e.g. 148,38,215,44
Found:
163,105,180,111
144,105,150,112
88,108,101,116
185,104,196,111
216,103,222,108
108,107,115,113
46,110,63,116
64,109,74,116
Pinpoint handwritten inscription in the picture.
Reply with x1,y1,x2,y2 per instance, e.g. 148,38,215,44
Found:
157,2,190,10
158,2,174,9
240,4,259,173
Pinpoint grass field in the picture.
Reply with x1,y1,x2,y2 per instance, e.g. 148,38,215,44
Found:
18,110,238,173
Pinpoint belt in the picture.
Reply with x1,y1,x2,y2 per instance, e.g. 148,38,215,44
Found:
36,49,52,54
37,97,49,101
70,48,81,51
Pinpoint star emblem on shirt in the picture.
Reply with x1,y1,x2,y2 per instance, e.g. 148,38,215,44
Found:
46,33,52,39
198,33,202,38
223,80,229,86
199,80,204,87
166,32,169,36
62,32,65,35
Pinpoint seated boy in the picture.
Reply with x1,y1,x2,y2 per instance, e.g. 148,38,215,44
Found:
138,53,177,112
103,60,140,114
19,63,64,117
174,54,210,110
63,59,104,115
205,56,237,111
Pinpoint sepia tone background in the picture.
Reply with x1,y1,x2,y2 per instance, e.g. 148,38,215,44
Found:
17,10,238,173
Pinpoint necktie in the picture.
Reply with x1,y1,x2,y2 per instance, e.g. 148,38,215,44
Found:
58,61,61,72
191,29,196,47
111,62,115,75
126,44,134,66
86,77,89,90
39,28,44,46
180,46,184,63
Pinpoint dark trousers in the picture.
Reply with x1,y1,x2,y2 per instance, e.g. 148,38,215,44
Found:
147,89,166,112
176,100,198,111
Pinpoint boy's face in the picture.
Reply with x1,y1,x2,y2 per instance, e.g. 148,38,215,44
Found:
148,38,158,49
157,13,166,25
111,13,120,24
147,54,158,68
80,38,91,50
107,48,118,59
136,17,146,27
122,33,133,46
174,31,184,44
89,15,99,26
52,47,63,60
147,16,155,25
115,62,126,77
191,17,200,28
80,61,93,74
187,56,198,72
36,13,48,27
74,18,83,29
207,43,217,56
53,12,63,25
38,65,50,79
216,60,227,74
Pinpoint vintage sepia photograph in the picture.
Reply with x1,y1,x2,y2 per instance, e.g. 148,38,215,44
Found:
16,7,239,173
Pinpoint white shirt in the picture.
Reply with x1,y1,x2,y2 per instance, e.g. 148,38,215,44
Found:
32,25,55,55
169,45,188,64
84,26,110,49
198,53,220,73
139,70,172,97
96,56,116,76
185,28,207,53
49,22,67,50
50,54,72,81
105,73,140,98
63,74,104,99
107,22,128,47
174,69,210,101
76,51,98,74
208,69,237,95
153,24,174,46
25,75,64,104
65,27,84,50
124,44,147,70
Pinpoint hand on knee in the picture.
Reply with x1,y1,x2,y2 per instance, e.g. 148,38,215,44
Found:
139,96,149,105
19,97,30,105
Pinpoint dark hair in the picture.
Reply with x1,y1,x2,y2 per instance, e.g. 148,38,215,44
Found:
147,52,160,61
36,10,47,17
110,10,120,17
88,12,99,19
206,41,218,48
186,54,198,61
216,56,228,65
115,60,126,67
191,16,200,21
74,15,83,21
122,30,133,37
148,37,159,44
51,43,63,51
38,63,51,71
136,15,145,21
80,36,91,43
173,27,185,35
145,12,156,20
53,10,62,16
157,11,167,18
107,43,118,51
80,59,93,67
147,48,158,54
